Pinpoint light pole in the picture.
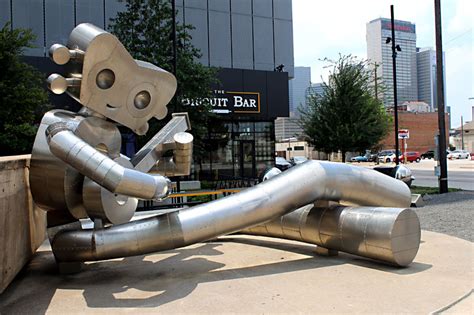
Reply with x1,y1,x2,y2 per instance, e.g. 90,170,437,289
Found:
386,5,402,165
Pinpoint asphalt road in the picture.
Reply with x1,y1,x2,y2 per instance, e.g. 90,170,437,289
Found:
412,169,474,190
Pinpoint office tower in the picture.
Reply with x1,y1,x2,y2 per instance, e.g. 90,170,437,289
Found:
289,66,311,117
416,47,446,111
366,18,418,107
305,82,324,107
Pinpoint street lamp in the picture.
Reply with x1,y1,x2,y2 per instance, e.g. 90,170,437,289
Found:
386,5,401,165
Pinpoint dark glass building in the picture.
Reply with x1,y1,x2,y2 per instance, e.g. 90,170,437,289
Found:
192,68,289,181
1,0,293,182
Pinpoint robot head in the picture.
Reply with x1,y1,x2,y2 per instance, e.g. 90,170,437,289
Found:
47,23,177,135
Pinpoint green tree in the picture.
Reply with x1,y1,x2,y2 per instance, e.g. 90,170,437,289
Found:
0,23,49,155
109,0,218,160
300,55,390,162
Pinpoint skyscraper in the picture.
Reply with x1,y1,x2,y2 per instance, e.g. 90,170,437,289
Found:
305,82,324,107
416,47,446,111
366,18,418,107
289,66,311,117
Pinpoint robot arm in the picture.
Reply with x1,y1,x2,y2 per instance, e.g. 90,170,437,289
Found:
46,122,171,200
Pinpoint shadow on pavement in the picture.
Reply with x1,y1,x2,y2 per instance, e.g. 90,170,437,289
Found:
0,236,431,312
222,236,432,275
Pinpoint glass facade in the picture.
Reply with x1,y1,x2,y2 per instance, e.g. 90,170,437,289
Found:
416,48,446,111
0,0,294,78
288,66,311,117
195,120,275,180
3,1,292,183
366,18,418,108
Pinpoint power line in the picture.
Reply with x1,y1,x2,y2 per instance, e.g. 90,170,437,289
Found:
444,28,472,46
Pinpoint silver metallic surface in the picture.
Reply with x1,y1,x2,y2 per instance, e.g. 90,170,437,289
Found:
51,161,412,262
30,110,84,213
243,204,421,266
46,124,171,201
74,23,176,134
48,44,84,65
152,132,194,176
49,44,70,65
33,23,420,269
134,90,151,109
262,167,282,181
47,23,177,135
82,156,138,224
394,165,414,186
47,73,68,94
132,113,193,176
31,24,180,229
47,73,82,95
95,69,115,90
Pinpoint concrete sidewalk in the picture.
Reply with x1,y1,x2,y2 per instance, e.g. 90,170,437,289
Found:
0,231,472,314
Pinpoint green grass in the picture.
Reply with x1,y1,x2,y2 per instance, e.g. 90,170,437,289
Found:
410,185,462,195
187,194,213,203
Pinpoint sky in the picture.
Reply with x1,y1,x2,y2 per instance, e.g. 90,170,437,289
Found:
292,0,473,128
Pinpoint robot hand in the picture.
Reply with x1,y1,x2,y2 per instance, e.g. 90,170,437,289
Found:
46,122,172,201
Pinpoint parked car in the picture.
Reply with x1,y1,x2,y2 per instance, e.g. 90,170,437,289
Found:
350,155,368,163
374,165,415,188
290,156,308,165
378,150,403,163
367,153,378,162
404,151,421,163
447,150,470,159
275,157,292,171
421,150,435,159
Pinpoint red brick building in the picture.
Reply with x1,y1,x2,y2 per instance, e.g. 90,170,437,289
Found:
380,112,449,153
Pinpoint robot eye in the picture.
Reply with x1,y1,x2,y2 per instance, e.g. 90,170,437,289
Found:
134,90,151,109
96,69,115,89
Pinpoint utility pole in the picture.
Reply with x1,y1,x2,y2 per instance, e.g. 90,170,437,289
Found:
460,115,464,150
388,5,400,165
171,0,181,195
373,62,380,101
434,0,448,193
171,0,178,112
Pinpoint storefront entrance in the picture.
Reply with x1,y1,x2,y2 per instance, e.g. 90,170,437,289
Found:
238,140,255,178
184,68,288,183
194,120,275,181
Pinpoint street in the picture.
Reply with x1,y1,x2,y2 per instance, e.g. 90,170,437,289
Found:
407,159,473,190
411,169,474,190
353,158,474,191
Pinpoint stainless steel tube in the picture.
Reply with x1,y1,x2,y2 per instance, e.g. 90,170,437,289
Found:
242,204,421,266
46,123,171,200
52,160,412,262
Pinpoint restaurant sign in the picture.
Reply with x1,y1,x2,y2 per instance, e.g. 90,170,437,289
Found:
182,90,260,114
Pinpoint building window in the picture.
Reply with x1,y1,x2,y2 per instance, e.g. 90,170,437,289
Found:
194,119,275,181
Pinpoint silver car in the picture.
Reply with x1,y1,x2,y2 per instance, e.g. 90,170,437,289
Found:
447,150,470,159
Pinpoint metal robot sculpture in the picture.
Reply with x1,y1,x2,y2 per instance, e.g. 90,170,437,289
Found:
31,24,421,272
30,23,193,241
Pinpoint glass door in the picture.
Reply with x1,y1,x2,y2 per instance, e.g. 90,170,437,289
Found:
239,140,255,178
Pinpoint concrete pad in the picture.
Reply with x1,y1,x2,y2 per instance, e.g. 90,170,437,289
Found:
0,231,472,314
411,193,425,207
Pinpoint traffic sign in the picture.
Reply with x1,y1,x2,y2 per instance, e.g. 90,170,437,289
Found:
398,129,409,139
